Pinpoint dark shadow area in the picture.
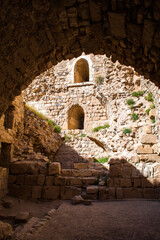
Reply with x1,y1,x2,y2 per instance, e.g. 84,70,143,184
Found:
0,142,12,168
74,58,89,83
4,105,15,130
68,105,84,130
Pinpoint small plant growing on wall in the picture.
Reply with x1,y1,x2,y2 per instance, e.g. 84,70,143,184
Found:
94,156,110,163
54,125,61,133
144,92,154,102
152,117,156,123
64,135,71,142
93,124,110,132
126,99,135,105
79,134,86,137
132,91,144,97
123,128,132,135
146,108,150,115
95,76,104,85
131,113,139,121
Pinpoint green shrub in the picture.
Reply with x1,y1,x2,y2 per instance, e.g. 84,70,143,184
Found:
79,134,86,137
94,156,110,164
130,105,136,109
126,99,135,105
47,120,55,126
93,124,110,132
151,103,155,109
54,125,61,133
64,135,71,142
131,113,139,121
144,92,154,102
152,117,156,123
132,91,144,97
95,76,104,85
123,128,132,135
146,108,150,115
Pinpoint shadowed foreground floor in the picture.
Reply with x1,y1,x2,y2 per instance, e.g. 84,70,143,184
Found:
30,200,160,240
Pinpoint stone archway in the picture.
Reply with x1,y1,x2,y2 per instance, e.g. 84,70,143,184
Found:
74,58,89,83
68,105,84,130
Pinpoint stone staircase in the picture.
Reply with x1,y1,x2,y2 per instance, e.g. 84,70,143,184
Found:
54,132,107,169
8,161,109,201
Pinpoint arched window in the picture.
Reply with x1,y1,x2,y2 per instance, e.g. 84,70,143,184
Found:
74,58,89,83
68,105,84,130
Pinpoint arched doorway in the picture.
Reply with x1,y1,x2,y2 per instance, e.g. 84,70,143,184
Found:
74,58,89,83
68,105,84,130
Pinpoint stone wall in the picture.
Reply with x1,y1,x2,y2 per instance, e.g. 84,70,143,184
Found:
0,95,24,198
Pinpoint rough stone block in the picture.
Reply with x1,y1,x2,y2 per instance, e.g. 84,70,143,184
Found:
121,167,132,178
99,187,108,200
32,186,42,199
152,144,158,154
137,145,153,154
42,186,60,200
108,12,126,38
116,187,123,199
8,184,20,197
72,169,92,177
134,178,142,188
61,169,72,176
141,134,157,144
123,188,143,198
54,177,67,186
20,185,32,198
0,221,13,240
154,164,160,178
71,195,84,205
149,109,155,119
73,163,88,169
141,178,153,188
107,178,113,187
8,175,16,184
81,192,97,200
120,178,132,188
16,175,25,185
108,187,115,199
82,177,98,186
113,177,120,186
49,162,61,176
143,188,155,199
10,163,29,174
45,176,53,186
86,185,98,194
37,175,45,186
70,177,82,186
25,175,37,186
143,125,152,134
60,186,81,200
110,164,121,177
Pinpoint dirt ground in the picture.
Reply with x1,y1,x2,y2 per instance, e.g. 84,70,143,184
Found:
1,198,160,240
27,200,160,240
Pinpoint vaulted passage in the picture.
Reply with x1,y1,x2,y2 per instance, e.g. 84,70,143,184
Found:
68,105,84,130
74,58,89,83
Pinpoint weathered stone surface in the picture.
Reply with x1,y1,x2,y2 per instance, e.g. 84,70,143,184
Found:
15,212,30,223
99,187,108,200
143,188,155,199
143,125,152,134
60,186,81,200
120,179,132,188
0,221,13,239
116,187,123,199
73,163,88,169
137,145,153,154
71,195,84,204
141,134,157,144
123,188,143,198
42,186,60,200
49,162,61,176
154,164,160,178
45,176,54,186
25,175,37,186
108,187,115,199
149,109,155,119
82,177,98,186
108,13,126,38
32,186,42,199
37,175,45,186
70,177,82,186
86,185,98,194
72,169,92,177
10,163,29,174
